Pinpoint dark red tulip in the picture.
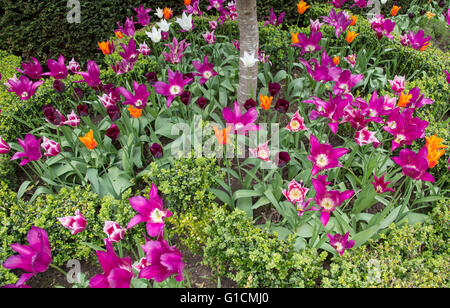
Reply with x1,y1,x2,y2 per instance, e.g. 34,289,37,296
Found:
277,151,291,167
53,80,65,93
180,90,192,105
150,143,163,159
275,98,290,113
107,105,121,122
244,98,257,110
106,124,120,141
77,104,89,117
268,82,281,97
196,97,209,109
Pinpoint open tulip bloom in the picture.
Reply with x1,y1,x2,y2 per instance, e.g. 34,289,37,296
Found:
308,134,349,176
43,54,68,80
2,227,52,287
74,60,102,89
192,55,218,84
312,176,354,226
11,134,42,166
119,81,150,109
264,8,285,27
127,184,173,238
90,239,134,288
222,101,260,135
16,57,43,80
58,210,87,235
392,147,435,182
153,69,192,107
327,232,355,256
4,75,44,100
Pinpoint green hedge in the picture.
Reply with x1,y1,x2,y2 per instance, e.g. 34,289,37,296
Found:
0,183,135,286
0,0,154,64
322,200,450,288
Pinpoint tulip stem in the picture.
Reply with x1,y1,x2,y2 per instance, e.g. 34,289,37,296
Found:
50,263,68,277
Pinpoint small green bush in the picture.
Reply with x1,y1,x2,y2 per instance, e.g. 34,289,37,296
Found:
202,207,327,288
142,155,224,215
322,201,450,288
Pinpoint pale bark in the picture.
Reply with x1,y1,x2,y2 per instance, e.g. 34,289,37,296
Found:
237,0,259,106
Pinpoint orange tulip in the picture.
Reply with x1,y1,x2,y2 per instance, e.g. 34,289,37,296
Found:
79,130,98,150
260,95,273,111
115,31,124,39
97,41,111,55
128,105,143,118
391,5,401,16
184,0,192,5
297,1,311,15
350,16,358,26
397,91,412,107
426,11,435,19
213,126,231,145
426,134,448,168
332,56,340,65
346,30,359,43
420,42,431,52
163,7,173,20
291,32,300,44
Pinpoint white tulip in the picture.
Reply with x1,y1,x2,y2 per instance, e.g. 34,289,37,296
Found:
156,19,171,33
176,13,193,32
146,27,161,43
155,8,164,19
240,51,259,68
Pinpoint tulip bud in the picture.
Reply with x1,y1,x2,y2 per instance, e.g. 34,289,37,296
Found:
107,105,121,122
0,137,10,154
150,143,163,159
42,137,61,157
103,221,125,243
268,82,281,97
53,80,65,93
196,97,209,109
77,104,89,117
244,98,257,110
106,124,120,141
180,90,192,106
275,98,290,113
277,151,291,167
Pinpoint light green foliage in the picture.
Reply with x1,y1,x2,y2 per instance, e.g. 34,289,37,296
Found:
322,201,450,288
202,207,327,288
142,155,224,214
0,183,134,286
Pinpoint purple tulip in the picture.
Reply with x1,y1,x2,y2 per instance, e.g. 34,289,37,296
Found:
146,72,158,85
139,236,184,283
222,101,260,135
135,5,151,26
384,108,428,151
2,227,52,287
299,50,342,83
264,8,285,27
89,240,134,288
331,0,347,8
74,60,102,89
43,54,68,80
119,81,150,109
370,15,395,40
53,80,65,93
11,134,42,166
268,82,281,97
77,104,89,117
327,232,355,256
4,75,44,100
58,210,87,235
322,9,352,38
308,134,348,176
392,147,435,182
444,70,450,84
276,151,291,167
127,184,173,237
312,176,354,226
291,31,323,55
275,98,290,114
107,105,122,122
153,69,192,108
192,55,218,85
163,37,191,64
116,17,136,37
333,69,364,96
180,90,192,106
407,29,432,50
149,143,164,159
203,30,216,44
371,173,395,194
41,137,61,157
16,57,43,80
106,124,120,141
43,105,65,126
119,38,140,64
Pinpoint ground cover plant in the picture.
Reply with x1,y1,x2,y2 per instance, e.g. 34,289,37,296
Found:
0,0,449,289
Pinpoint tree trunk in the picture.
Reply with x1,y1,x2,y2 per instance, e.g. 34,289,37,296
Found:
237,0,259,106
